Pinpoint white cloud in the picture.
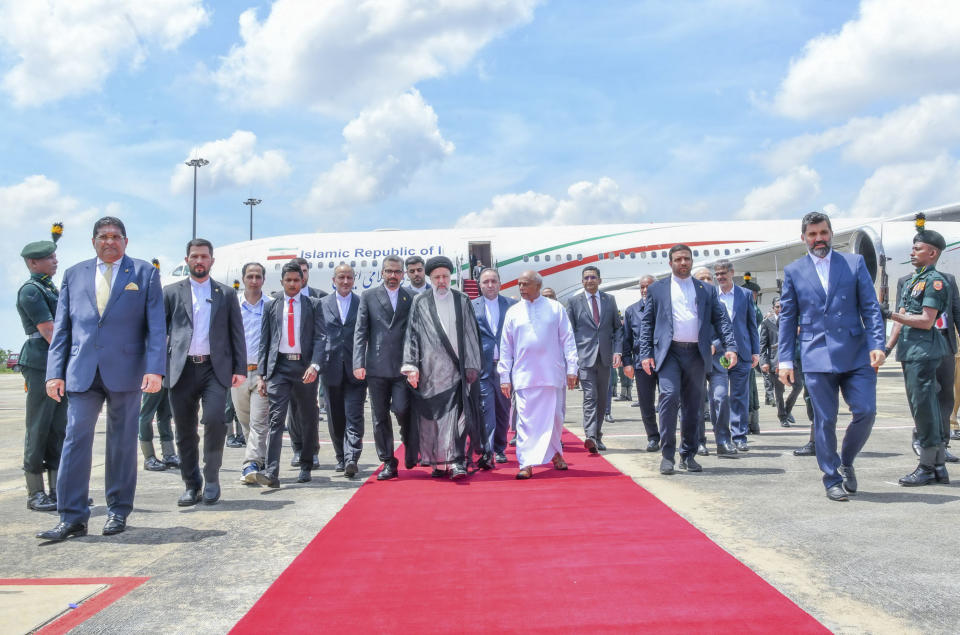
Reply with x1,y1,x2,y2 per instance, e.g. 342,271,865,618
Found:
302,90,454,213
456,177,645,228
735,166,820,220
849,154,960,217
213,0,540,114
0,0,209,106
170,130,291,194
773,0,960,119
765,93,960,171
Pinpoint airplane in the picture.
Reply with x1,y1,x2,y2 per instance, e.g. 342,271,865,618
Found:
162,203,960,309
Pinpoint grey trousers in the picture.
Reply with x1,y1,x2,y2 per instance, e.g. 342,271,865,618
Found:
231,370,270,467
579,362,611,442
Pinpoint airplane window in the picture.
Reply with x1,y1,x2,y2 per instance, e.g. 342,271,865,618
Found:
661,251,667,258
619,253,625,259
555,254,561,262
640,251,646,259
534,255,540,262
372,260,377,267
577,253,582,260
523,255,529,262
362,260,368,267
714,249,720,256
630,252,636,259
566,254,572,261
275,263,281,270
724,249,730,256
351,261,356,267
544,255,551,262
651,251,657,258
734,249,740,254
693,250,699,257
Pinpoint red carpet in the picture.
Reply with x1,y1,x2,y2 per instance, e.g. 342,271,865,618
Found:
232,430,827,633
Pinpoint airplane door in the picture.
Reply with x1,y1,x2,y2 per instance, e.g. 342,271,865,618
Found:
467,241,492,279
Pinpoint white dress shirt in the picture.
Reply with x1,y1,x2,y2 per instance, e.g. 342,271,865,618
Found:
279,294,302,354
95,257,120,293
585,292,602,319
188,278,212,356
336,291,351,323
809,250,831,293
386,286,399,311
484,296,501,358
670,275,699,343
718,285,736,321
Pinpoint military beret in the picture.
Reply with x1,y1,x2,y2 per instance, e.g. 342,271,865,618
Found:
20,240,57,259
425,255,455,275
914,229,946,251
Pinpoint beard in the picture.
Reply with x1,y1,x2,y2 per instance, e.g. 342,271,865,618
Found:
808,240,831,258
433,286,450,298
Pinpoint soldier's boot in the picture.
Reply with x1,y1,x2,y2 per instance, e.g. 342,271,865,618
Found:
141,441,167,471
934,446,950,484
161,440,180,468
26,472,56,511
899,447,938,487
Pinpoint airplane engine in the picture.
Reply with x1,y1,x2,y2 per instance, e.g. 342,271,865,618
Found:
849,228,881,283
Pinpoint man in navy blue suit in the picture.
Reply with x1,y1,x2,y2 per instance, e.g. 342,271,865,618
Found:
778,211,886,502
638,244,737,475
39,217,166,541
710,260,760,453
471,268,517,464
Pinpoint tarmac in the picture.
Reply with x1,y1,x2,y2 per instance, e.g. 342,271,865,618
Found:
0,367,957,634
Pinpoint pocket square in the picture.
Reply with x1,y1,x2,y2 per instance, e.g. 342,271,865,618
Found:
124,282,139,291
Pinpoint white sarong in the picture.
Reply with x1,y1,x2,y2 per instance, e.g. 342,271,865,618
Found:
515,386,564,469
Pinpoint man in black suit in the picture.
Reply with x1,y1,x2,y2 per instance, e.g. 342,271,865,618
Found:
566,266,623,453
277,257,327,469
320,264,366,477
888,270,960,462
354,255,416,480
257,261,326,487
165,239,247,506
622,275,659,452
759,297,801,427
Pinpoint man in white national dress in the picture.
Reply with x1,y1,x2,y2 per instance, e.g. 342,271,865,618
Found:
498,271,579,480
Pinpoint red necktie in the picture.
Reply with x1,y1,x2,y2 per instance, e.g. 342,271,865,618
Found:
287,298,296,347
591,295,600,325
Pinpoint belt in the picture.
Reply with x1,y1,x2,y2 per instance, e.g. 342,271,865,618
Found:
27,332,43,339
281,353,302,361
187,354,210,364
247,364,259,371
671,341,699,349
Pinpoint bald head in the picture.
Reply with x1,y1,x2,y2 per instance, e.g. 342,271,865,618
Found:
333,263,355,296
518,270,542,301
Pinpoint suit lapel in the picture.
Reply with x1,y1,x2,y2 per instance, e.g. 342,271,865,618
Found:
496,296,509,340
324,294,341,326
180,278,194,326
300,296,312,347
800,255,827,304
209,281,223,325
347,294,359,326
394,288,411,326
694,279,708,322
83,259,97,313
825,252,844,305
376,286,394,323
101,256,134,320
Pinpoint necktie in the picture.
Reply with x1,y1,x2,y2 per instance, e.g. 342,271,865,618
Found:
591,294,600,325
96,262,113,315
287,298,296,348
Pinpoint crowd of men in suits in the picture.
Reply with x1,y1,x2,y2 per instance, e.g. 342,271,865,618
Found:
20,210,960,541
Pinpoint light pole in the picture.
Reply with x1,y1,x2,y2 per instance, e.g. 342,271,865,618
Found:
244,198,262,241
185,158,209,239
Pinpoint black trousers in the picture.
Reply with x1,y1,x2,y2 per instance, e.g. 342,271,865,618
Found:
634,369,658,441
287,381,320,455
324,379,367,464
265,358,319,478
937,352,956,447
22,365,67,473
771,370,802,421
170,361,228,489
367,375,417,469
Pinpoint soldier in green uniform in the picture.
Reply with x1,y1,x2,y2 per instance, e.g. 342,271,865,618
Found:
883,226,951,486
16,228,68,511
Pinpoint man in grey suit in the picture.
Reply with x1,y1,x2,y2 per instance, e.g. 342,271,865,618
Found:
354,255,416,480
257,261,326,487
566,266,623,453
320,264,366,477
164,239,247,506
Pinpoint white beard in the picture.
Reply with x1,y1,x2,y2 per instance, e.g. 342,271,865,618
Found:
433,287,450,299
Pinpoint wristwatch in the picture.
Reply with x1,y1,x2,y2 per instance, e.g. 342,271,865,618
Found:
310,363,320,372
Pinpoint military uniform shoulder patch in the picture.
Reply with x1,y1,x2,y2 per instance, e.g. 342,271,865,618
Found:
933,280,943,291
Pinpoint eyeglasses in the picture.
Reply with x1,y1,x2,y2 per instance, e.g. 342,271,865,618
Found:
95,233,124,242
582,275,599,281
383,269,403,275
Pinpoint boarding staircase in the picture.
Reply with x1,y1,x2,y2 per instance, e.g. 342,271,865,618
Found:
462,278,480,299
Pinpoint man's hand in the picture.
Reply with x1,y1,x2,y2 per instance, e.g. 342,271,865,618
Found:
465,369,478,384
405,371,419,388
501,382,511,399
761,363,770,373
302,366,318,383
354,368,366,381
869,349,886,369
623,365,635,380
142,373,162,393
257,376,267,397
880,303,892,320
751,354,759,368
724,351,738,368
46,379,65,402
566,374,578,389
778,368,794,386
711,344,716,355
231,374,246,388
612,353,622,369
641,358,655,375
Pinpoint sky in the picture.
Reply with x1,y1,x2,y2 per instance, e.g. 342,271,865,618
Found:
2,0,960,349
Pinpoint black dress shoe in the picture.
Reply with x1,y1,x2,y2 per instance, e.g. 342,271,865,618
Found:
449,463,467,479
952,429,960,441
256,473,281,488
679,455,703,472
787,414,796,423
102,513,126,536
377,465,398,481
430,467,447,478
37,521,87,541
584,438,599,454
297,468,312,483
645,439,660,452
344,461,358,478
899,465,936,487
225,435,244,449
779,419,791,428
27,492,57,512
825,484,849,501
202,482,221,505
944,449,959,463
143,456,167,471
697,443,709,456
508,438,517,446
604,414,614,423
716,442,739,458
596,440,607,452
839,465,857,494
290,453,301,467
934,464,950,483
659,458,675,475
177,488,201,507
793,442,815,456
312,455,320,470
630,401,641,407
162,454,180,468
335,460,345,472
734,440,750,452
476,453,494,470
495,452,508,463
